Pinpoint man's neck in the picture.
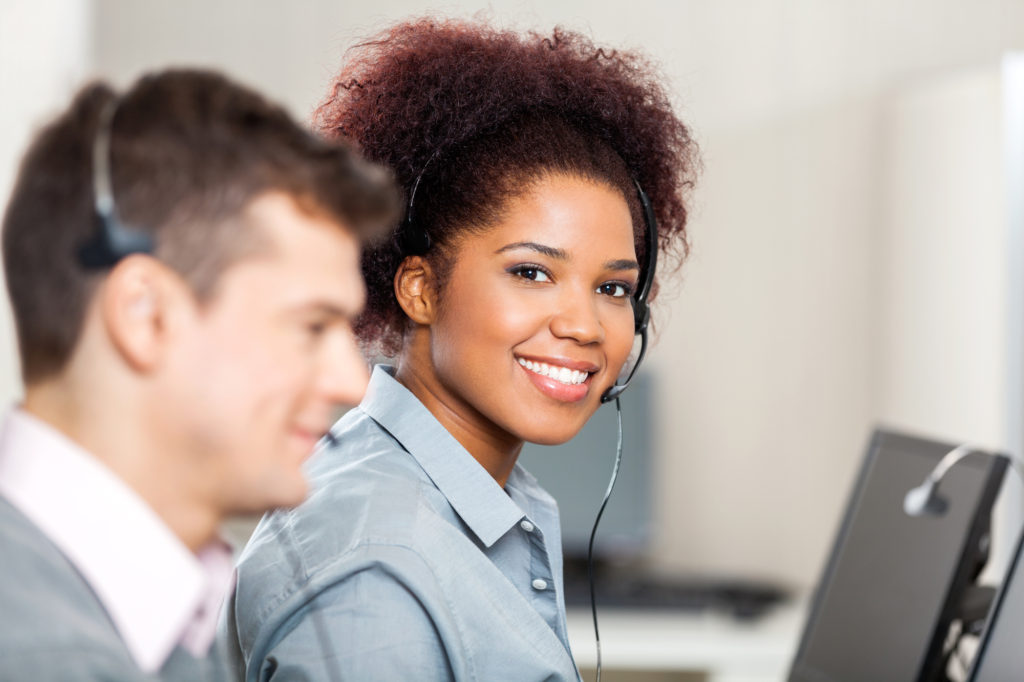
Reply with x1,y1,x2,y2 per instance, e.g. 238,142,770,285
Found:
22,382,219,553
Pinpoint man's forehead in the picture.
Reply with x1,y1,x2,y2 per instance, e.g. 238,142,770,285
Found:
243,191,355,241
206,192,364,313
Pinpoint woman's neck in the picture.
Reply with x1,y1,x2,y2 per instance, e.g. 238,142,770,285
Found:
395,355,523,488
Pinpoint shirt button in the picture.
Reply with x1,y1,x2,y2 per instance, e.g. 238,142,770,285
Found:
532,578,548,591
520,520,535,533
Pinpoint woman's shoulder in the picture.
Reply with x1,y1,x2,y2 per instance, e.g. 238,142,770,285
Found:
302,406,427,495
235,406,460,582
230,454,445,642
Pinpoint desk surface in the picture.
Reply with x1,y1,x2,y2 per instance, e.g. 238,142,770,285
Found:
566,601,807,682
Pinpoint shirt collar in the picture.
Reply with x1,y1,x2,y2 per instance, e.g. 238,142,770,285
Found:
357,365,527,547
0,409,234,672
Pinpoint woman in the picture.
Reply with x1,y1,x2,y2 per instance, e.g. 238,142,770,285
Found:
222,17,697,682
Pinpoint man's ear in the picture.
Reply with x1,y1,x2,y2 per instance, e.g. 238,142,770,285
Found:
394,255,438,325
98,255,187,372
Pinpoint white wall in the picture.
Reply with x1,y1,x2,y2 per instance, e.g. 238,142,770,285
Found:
875,65,1022,579
648,95,880,584
6,0,1024,589
0,0,94,406
876,68,1007,446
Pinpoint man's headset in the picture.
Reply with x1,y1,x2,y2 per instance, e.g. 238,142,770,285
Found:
398,165,658,402
77,98,155,269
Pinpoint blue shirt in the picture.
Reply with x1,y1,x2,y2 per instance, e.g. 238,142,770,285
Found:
221,365,581,681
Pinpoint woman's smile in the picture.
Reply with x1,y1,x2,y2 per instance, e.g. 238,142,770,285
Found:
515,355,597,402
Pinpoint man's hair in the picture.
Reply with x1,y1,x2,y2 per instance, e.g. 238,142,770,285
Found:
3,69,399,384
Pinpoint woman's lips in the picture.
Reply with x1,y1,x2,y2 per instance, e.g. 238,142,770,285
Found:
516,356,594,403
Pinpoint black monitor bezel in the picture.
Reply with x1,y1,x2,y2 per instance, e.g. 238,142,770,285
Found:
789,427,1008,682
966,523,1024,679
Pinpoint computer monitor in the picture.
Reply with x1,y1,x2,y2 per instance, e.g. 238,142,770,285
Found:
789,428,1007,682
517,371,653,558
967,526,1024,680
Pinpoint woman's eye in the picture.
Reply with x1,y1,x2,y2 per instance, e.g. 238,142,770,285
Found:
598,282,632,298
509,265,551,282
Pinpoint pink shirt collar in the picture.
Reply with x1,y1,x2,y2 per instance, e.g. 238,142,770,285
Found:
0,409,234,672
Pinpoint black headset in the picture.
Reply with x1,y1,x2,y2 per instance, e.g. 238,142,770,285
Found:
601,178,657,403
398,165,658,403
77,98,155,269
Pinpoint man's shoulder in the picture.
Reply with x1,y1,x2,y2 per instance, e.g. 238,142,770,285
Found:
0,497,102,614
0,645,148,682
0,498,137,675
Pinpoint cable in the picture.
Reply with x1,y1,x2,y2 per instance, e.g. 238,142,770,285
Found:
587,397,624,682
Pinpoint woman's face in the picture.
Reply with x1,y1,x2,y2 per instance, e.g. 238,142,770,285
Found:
423,173,640,447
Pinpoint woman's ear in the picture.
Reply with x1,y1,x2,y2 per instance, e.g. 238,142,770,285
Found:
394,255,437,325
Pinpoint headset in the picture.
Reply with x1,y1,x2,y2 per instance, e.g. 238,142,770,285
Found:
77,98,155,269
399,164,658,402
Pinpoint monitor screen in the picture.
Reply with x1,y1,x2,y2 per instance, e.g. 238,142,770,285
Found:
517,371,653,558
968,527,1024,680
789,429,1007,682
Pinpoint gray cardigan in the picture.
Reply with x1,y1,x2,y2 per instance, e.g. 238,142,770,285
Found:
0,497,229,681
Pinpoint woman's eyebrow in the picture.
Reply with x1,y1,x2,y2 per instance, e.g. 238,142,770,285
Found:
496,242,639,272
494,241,567,260
604,258,640,272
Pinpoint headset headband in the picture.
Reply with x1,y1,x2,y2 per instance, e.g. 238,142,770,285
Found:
77,97,155,268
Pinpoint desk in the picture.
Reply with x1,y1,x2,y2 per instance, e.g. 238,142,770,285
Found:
566,601,807,682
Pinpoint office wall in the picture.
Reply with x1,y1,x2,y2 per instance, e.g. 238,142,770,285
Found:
5,0,1024,588
0,0,93,406
872,61,1024,577
648,95,880,583
876,69,1007,448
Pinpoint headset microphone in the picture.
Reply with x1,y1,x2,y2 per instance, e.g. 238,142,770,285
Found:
904,479,950,517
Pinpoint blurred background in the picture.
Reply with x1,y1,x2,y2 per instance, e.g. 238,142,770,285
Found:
4,0,1024,601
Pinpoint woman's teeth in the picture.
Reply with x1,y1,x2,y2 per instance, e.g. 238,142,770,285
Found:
517,358,589,386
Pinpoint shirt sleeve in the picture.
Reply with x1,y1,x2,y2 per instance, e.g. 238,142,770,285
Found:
250,549,467,682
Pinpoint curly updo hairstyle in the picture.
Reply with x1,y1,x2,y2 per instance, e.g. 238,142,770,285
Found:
315,18,699,357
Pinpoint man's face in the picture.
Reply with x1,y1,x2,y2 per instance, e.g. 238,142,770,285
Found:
160,191,368,513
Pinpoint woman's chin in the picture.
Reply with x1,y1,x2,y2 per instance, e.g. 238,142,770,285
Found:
514,420,591,448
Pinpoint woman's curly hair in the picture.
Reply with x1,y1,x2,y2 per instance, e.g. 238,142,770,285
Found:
315,17,699,357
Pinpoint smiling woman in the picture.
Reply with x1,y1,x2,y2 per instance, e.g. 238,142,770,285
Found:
222,17,698,682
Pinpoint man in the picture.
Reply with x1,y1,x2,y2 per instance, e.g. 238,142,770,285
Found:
0,69,397,680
